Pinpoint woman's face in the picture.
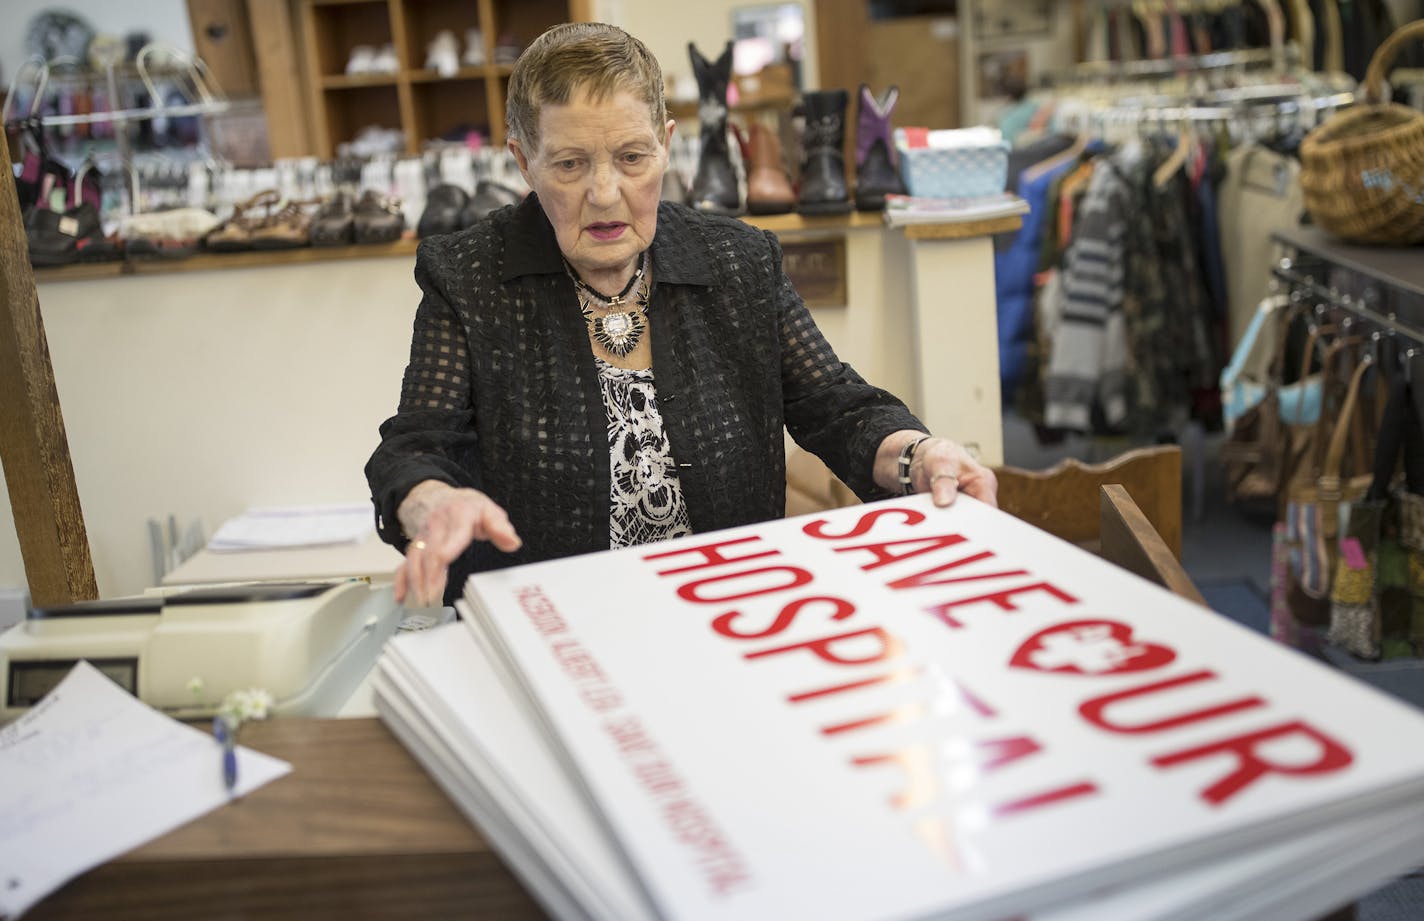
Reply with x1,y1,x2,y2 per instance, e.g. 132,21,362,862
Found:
510,88,673,290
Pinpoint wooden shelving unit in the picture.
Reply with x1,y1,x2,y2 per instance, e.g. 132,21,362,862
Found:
299,0,590,157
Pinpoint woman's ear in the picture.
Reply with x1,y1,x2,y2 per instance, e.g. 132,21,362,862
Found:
507,137,534,187
663,119,677,147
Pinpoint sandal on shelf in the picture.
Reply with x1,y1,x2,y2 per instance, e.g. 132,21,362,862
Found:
122,208,219,259
251,198,319,250
353,190,405,244
205,190,280,252
310,192,355,247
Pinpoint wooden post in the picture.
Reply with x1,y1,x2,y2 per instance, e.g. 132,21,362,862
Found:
0,155,99,604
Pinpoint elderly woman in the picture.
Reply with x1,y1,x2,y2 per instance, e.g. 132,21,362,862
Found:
366,22,996,607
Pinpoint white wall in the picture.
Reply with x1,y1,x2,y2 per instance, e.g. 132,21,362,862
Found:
2,0,192,86
1,256,418,599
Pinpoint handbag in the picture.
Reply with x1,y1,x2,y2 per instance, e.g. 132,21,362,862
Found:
1282,345,1374,628
1220,313,1327,509
1328,358,1424,659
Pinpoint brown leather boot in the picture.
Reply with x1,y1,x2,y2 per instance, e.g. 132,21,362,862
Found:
745,122,795,215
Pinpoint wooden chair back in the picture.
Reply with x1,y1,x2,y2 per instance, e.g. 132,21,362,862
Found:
995,445,1183,559
1100,484,1205,606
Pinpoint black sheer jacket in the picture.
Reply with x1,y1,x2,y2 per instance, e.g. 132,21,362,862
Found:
365,194,925,602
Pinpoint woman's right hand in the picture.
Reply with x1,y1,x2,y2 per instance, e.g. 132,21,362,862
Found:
395,480,523,607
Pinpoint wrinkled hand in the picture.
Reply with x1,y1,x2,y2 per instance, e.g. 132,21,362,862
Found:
395,481,522,607
907,437,999,508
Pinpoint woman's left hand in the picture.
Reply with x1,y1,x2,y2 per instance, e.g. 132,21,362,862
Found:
878,432,998,508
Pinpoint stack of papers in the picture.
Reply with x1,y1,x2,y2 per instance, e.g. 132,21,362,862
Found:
0,662,290,916
374,495,1424,921
207,503,375,552
884,192,1030,226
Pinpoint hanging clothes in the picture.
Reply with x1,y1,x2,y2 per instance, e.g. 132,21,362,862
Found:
1043,147,1137,432
996,135,1080,401
1217,142,1305,353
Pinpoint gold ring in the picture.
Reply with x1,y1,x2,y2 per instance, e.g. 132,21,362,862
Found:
413,539,427,550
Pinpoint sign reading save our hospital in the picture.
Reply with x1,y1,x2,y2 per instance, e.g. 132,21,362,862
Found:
460,495,1424,921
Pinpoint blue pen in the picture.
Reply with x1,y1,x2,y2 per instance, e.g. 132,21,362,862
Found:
213,715,238,794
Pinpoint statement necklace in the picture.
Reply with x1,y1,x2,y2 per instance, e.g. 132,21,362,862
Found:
567,252,651,360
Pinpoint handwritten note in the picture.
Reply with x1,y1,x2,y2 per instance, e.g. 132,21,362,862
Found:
0,661,291,918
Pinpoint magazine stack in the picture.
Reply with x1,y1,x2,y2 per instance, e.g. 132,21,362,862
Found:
374,494,1424,921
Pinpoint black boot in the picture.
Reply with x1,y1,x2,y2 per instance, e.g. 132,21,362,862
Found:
854,84,907,211
687,41,741,215
797,89,852,215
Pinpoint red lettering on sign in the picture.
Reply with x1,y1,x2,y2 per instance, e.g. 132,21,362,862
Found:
746,626,905,667
993,781,1100,817
787,668,920,704
1079,670,1267,734
711,595,855,640
822,702,928,736
676,565,815,604
882,551,1026,590
1151,720,1355,806
643,535,779,576
833,533,968,570
926,581,1079,627
977,735,1042,771
853,745,939,810
802,506,927,540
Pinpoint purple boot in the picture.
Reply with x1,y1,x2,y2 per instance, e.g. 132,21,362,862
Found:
855,84,907,211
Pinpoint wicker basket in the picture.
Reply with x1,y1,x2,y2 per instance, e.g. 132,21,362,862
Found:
1299,19,1424,246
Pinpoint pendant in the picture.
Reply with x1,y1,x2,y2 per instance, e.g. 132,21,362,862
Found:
591,309,646,358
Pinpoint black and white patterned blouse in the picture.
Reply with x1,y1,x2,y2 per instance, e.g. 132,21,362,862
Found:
594,357,692,548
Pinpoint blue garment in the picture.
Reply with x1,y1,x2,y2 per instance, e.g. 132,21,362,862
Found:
995,155,1077,401
1196,147,1228,322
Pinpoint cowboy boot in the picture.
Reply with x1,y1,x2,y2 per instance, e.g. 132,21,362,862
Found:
744,121,795,215
687,41,741,215
855,84,907,211
797,89,852,215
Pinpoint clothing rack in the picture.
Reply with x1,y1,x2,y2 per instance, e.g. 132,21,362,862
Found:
1045,46,1299,87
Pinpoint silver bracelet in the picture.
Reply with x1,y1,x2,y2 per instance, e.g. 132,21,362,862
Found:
897,436,931,496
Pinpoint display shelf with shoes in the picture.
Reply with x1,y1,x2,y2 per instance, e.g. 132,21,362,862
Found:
300,0,588,158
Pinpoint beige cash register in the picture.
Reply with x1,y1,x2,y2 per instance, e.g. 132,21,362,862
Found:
0,580,401,722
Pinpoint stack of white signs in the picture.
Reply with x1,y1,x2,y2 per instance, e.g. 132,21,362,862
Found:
373,494,1424,921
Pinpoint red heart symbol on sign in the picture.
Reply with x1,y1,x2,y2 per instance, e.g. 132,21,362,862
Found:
1009,619,1176,676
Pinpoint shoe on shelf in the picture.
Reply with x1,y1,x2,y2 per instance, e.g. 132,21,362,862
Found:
345,45,376,76
459,180,522,227
463,29,486,66
417,184,469,238
206,190,281,252
371,43,399,74
854,84,907,212
27,202,112,266
742,122,795,215
121,207,219,258
426,29,460,77
310,193,356,246
353,190,405,243
797,89,853,216
251,199,319,250
686,41,742,216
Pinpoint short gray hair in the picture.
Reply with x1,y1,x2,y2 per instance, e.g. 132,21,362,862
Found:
505,22,667,153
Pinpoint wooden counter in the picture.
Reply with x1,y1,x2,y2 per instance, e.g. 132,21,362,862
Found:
27,717,548,920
